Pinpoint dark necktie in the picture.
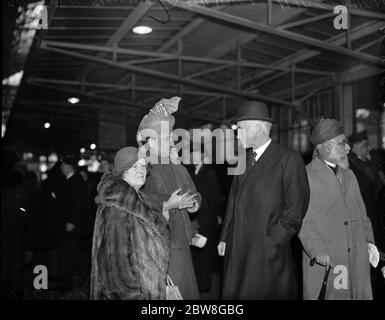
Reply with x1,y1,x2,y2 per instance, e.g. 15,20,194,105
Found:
327,164,337,175
251,151,257,167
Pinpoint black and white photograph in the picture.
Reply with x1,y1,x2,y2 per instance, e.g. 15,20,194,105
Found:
1,0,385,307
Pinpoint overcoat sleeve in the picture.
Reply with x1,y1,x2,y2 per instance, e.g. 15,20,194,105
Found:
141,171,170,213
186,171,202,210
219,176,237,243
269,152,310,247
298,187,329,259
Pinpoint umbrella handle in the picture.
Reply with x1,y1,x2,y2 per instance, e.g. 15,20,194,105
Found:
310,256,333,268
310,257,316,266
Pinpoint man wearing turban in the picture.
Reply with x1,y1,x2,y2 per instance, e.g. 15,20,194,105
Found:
299,119,377,299
137,97,202,300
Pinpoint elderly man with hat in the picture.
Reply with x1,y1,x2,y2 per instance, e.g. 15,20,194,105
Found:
137,97,202,300
299,119,376,299
218,101,310,299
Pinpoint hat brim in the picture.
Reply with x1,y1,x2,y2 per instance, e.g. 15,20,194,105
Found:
233,116,275,124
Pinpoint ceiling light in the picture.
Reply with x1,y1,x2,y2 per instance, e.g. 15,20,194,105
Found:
231,124,238,130
44,122,51,129
68,97,80,104
80,147,86,153
90,143,96,150
132,26,152,35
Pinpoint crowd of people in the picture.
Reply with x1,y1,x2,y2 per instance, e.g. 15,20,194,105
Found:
1,97,385,300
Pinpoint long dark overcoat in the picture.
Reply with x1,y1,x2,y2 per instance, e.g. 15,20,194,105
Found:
220,141,310,299
142,162,201,300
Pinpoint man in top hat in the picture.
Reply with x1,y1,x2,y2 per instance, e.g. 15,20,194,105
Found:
299,119,375,299
218,101,310,299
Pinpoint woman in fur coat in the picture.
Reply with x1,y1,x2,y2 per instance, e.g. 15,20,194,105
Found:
90,147,195,299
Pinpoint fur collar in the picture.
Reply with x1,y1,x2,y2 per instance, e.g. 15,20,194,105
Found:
96,172,141,212
96,172,160,216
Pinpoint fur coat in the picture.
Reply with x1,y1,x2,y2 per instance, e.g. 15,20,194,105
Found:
90,173,170,300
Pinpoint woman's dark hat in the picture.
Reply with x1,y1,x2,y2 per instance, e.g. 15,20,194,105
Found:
233,101,274,123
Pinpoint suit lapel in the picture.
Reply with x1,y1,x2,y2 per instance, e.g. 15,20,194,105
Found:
311,157,342,194
238,141,276,189
340,168,351,197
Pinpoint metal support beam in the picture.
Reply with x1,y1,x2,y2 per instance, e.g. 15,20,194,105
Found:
355,38,381,52
157,18,206,52
298,81,332,103
186,64,231,79
339,65,383,83
248,71,289,90
40,43,300,108
272,77,332,99
291,62,296,102
267,0,273,26
346,13,352,49
201,0,385,20
237,42,241,90
77,0,153,80
30,77,232,98
42,40,332,76
28,77,223,124
28,79,145,113
174,4,384,66
279,12,335,30
242,21,384,86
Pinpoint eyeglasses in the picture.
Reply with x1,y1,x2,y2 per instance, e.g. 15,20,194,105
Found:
329,140,348,147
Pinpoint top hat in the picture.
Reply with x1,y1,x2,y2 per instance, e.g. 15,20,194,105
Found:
233,101,274,123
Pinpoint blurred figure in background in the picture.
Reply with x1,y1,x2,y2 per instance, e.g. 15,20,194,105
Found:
1,149,28,299
89,157,113,229
22,171,43,263
57,155,88,292
40,160,65,285
348,131,381,243
348,131,384,300
186,143,226,299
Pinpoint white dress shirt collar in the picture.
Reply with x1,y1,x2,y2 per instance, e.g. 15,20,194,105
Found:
253,138,272,162
66,172,75,180
324,160,336,168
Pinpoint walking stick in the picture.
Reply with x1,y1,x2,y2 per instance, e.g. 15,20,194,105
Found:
317,265,332,300
310,257,332,300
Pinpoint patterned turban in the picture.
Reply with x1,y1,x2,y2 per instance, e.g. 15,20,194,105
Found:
137,96,180,142
310,119,344,146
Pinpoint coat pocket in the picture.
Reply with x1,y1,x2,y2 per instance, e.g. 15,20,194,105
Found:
264,234,279,263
